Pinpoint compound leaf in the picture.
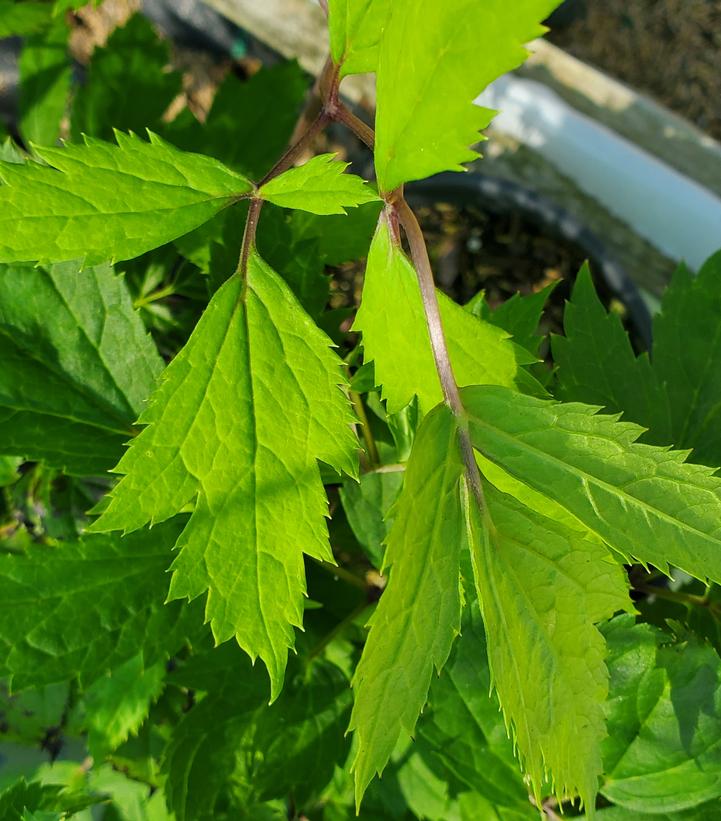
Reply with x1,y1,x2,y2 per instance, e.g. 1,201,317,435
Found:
354,215,538,415
0,132,251,266
464,386,721,586
260,154,379,215
0,260,163,475
349,404,464,805
602,616,721,814
328,0,392,76
0,520,202,690
91,251,357,699
466,483,630,810
374,0,560,192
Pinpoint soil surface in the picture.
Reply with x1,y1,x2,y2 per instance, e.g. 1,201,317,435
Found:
550,0,721,141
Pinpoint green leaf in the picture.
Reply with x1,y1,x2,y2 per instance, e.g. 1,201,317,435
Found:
653,252,721,466
373,0,559,192
19,17,71,146
471,282,556,355
339,470,403,566
0,521,202,689
0,132,251,266
466,483,630,809
354,214,538,414
84,654,166,758
420,603,537,815
0,260,163,475
328,0,392,76
601,616,721,814
0,2,51,37
464,385,721,586
349,404,464,805
91,252,357,699
0,456,20,486
260,154,379,215
71,14,182,141
167,61,308,179
289,201,382,265
554,255,721,469
552,265,671,445
164,652,350,819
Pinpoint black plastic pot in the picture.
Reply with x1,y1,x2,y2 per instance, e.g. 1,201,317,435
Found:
406,171,653,347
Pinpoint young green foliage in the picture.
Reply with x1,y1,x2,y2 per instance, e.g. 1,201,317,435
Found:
373,0,559,192
354,215,538,414
91,253,357,699
328,0,392,76
0,132,251,266
349,405,465,805
259,153,379,215
464,386,721,585
467,484,630,811
0,260,162,474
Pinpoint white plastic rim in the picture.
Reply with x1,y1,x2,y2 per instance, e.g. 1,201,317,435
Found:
477,75,721,270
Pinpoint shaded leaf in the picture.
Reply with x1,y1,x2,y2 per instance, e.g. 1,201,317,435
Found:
420,603,537,816
0,520,202,689
601,616,721,814
0,260,163,475
18,17,71,146
552,265,670,445
84,654,166,758
167,61,308,179
0,2,51,37
339,470,403,566
71,14,182,141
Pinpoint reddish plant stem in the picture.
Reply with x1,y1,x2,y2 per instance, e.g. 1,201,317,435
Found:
237,196,263,275
394,199,485,509
329,101,485,508
258,108,331,187
333,101,375,149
